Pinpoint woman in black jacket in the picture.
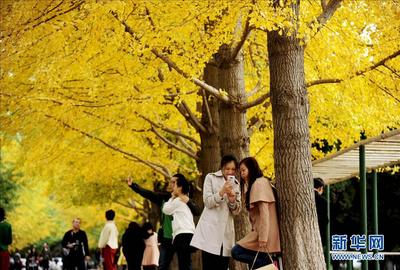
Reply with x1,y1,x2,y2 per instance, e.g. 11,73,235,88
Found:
122,222,145,270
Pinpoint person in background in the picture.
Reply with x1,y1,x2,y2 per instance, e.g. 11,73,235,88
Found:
98,209,119,270
141,222,160,270
127,174,200,270
0,207,12,270
40,242,51,270
27,246,39,270
122,222,145,270
231,157,281,268
190,154,241,270
12,250,23,270
314,177,329,247
162,174,195,270
62,218,90,270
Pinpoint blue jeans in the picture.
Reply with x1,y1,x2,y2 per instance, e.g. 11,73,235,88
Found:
231,244,272,269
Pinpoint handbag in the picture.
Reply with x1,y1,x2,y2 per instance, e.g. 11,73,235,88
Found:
250,250,277,270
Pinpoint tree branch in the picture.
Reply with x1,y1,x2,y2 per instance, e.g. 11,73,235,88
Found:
248,44,263,79
321,0,328,11
111,11,232,104
83,111,149,132
45,114,171,178
114,200,135,209
128,198,144,208
177,136,196,153
175,103,198,132
367,78,400,103
356,50,400,77
191,77,230,103
151,127,200,161
247,102,272,136
156,67,206,136
114,199,146,220
144,5,156,29
201,89,213,130
238,92,270,111
151,49,231,103
124,156,171,178
158,123,202,146
308,0,343,38
306,78,342,87
136,113,201,145
307,49,400,87
383,64,400,79
179,101,208,133
5,1,85,39
246,81,262,97
231,16,252,61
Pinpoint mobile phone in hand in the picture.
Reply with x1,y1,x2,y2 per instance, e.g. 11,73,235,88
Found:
227,175,235,185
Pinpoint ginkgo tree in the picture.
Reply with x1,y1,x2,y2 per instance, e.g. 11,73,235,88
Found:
1,0,399,269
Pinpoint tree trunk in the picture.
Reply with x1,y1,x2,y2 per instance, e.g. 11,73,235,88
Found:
198,63,222,190
218,47,250,160
267,28,326,269
192,63,222,270
217,45,251,270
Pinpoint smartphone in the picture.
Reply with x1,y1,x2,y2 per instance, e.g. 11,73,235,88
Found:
227,175,235,184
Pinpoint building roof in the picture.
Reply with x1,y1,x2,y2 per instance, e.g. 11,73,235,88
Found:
312,129,400,184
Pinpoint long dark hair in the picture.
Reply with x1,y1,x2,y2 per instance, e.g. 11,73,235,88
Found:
142,222,154,239
239,157,263,210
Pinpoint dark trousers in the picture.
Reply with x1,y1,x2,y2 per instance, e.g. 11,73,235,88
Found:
63,256,86,270
126,256,142,270
143,266,157,270
173,233,193,270
158,239,174,270
231,244,272,269
41,260,49,270
201,250,229,270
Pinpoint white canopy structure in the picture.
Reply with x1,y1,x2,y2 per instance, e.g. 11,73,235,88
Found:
312,129,400,184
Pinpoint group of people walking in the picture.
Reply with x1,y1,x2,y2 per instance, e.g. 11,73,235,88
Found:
127,154,281,270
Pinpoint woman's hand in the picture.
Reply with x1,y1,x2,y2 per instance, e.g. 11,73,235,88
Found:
227,192,236,203
126,176,132,186
179,194,189,203
219,181,233,197
259,241,268,250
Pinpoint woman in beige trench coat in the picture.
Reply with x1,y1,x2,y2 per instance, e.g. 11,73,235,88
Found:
190,154,241,270
231,157,281,269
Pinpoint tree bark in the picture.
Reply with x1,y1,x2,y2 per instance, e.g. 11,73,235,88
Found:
217,45,251,270
198,63,222,189
218,46,250,160
267,28,326,269
190,63,222,270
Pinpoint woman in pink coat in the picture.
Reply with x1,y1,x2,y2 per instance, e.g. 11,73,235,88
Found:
231,157,281,269
141,222,160,270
